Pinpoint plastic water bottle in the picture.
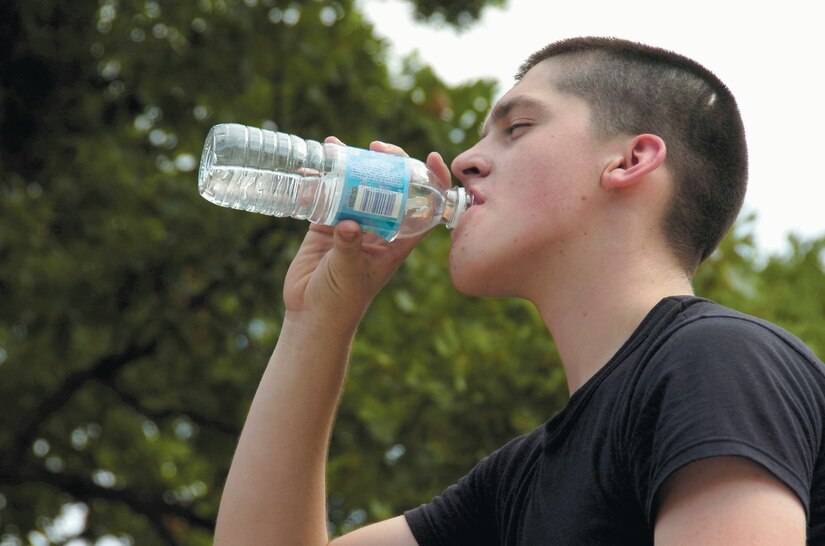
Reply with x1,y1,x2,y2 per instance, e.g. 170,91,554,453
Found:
198,123,473,241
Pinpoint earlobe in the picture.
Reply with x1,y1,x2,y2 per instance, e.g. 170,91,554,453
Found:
601,134,667,190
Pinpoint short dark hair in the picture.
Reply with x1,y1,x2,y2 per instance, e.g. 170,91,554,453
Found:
518,37,748,274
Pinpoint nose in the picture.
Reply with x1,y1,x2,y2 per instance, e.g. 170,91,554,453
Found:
451,144,491,186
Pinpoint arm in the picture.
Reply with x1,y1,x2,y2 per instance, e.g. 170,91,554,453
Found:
654,456,806,545
214,142,450,546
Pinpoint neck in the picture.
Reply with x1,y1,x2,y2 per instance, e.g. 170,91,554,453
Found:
532,250,693,395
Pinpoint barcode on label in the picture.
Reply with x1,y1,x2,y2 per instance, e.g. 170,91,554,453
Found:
353,186,403,218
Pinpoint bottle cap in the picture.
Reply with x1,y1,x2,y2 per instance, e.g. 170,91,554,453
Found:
445,187,473,230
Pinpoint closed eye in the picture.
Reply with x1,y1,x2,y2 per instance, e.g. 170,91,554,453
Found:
505,123,531,137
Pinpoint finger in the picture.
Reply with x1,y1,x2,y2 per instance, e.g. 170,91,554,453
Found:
369,141,409,157
330,221,365,270
308,223,334,233
325,136,345,146
426,151,452,190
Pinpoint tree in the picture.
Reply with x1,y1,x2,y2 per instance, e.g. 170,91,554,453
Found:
0,0,510,543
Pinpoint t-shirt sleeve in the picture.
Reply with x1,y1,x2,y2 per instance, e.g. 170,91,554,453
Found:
625,314,823,524
404,429,541,546
403,454,500,546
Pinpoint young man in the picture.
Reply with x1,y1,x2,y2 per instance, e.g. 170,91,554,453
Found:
214,37,825,545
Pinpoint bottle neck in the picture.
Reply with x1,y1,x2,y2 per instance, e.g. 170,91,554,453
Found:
442,187,473,229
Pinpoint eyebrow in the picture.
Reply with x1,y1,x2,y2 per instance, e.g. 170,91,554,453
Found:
481,95,547,136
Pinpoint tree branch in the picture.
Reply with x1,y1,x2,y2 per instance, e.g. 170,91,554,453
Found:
1,463,214,535
98,379,240,437
2,339,158,472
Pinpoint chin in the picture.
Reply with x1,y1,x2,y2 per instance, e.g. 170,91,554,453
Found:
450,276,484,297
448,259,510,298
448,259,481,296
448,238,494,296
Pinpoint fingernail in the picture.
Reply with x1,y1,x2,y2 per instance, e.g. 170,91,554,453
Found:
340,230,357,242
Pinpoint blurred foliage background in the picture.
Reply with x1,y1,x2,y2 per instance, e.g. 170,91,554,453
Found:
0,0,822,544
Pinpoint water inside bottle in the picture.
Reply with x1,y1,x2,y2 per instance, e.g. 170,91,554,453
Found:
200,166,299,216
200,164,340,223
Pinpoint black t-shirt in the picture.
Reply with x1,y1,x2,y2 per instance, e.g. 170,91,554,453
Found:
405,296,825,545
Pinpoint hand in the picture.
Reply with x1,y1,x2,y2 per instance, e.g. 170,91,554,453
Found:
282,139,451,330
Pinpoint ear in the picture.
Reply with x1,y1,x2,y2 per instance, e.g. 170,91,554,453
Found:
601,134,667,190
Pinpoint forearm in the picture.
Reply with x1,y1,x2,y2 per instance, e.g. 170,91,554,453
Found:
215,310,358,546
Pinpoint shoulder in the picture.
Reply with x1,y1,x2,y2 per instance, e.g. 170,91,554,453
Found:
646,298,825,386
665,298,805,346
464,424,546,495
621,299,825,524
632,299,825,444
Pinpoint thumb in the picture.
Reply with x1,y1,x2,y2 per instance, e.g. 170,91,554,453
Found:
333,219,362,247
328,221,365,276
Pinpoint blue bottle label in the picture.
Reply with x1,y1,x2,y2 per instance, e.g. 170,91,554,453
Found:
335,148,410,240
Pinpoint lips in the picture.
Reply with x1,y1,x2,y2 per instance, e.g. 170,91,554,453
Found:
451,189,480,242
465,186,484,207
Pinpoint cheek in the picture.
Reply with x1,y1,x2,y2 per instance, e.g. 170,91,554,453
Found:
514,171,562,231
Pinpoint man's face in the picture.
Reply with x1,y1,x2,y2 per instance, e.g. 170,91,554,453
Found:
448,58,612,298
